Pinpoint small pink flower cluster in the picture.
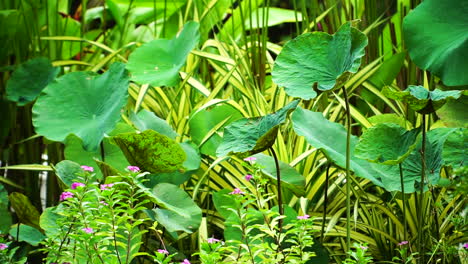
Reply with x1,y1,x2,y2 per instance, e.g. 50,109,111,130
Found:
100,183,114,190
398,241,409,246
229,188,244,195
71,182,85,189
207,237,221,244
157,249,169,255
127,166,140,172
82,227,94,234
60,191,74,201
297,214,310,220
243,157,257,162
81,165,94,172
181,259,191,264
0,243,8,250
245,174,253,181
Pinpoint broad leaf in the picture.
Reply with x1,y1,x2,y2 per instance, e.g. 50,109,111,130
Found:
383,85,461,114
40,206,62,237
252,153,306,197
130,109,178,139
54,160,83,188
150,183,202,233
217,100,299,158
9,224,45,246
127,21,200,87
8,192,41,230
212,189,240,219
64,122,134,178
436,95,468,128
355,123,419,165
272,22,367,99
6,57,59,106
33,62,129,151
442,128,466,169
403,0,468,86
112,130,186,174
189,100,243,156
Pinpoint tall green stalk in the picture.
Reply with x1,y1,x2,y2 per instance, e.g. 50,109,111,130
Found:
399,163,407,242
341,86,352,254
417,114,427,264
270,147,284,232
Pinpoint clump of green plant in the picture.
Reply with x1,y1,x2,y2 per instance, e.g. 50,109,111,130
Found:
40,165,152,263
206,157,317,263
343,243,373,264
0,237,27,264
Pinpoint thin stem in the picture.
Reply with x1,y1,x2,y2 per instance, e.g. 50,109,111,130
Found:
341,86,352,254
417,114,427,264
321,163,330,243
399,163,407,242
269,147,283,232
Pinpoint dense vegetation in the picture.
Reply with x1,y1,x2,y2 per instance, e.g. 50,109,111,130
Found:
0,0,466,263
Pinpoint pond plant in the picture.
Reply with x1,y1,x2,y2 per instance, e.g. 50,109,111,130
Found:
0,0,467,263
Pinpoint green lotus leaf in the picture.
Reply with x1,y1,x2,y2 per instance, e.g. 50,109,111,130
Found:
272,22,367,99
6,57,59,106
64,122,134,179
0,183,11,234
107,0,187,25
383,85,461,114
112,130,186,174
8,192,41,230
442,128,466,169
436,95,468,128
189,100,244,156
54,160,83,188
130,109,178,139
40,206,62,237
403,0,468,86
126,21,200,87
33,62,129,151
355,123,419,165
9,224,45,246
150,183,202,233
216,100,299,158
252,153,306,197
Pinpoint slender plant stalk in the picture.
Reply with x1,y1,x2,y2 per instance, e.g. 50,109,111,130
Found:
321,162,330,243
269,147,284,232
417,114,427,264
341,86,352,254
399,163,407,242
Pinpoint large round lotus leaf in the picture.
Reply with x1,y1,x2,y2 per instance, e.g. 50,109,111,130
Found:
111,130,186,174
129,109,178,139
54,160,83,188
355,123,419,165
291,107,384,186
189,100,244,156
403,0,468,86
252,153,306,197
436,95,468,128
216,100,299,158
32,62,129,151
272,22,367,99
383,85,461,114
126,21,200,87
442,128,466,169
151,183,202,233
6,57,59,106
64,122,134,179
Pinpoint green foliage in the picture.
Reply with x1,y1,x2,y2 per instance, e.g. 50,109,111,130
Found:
8,224,44,246
7,193,41,230
403,0,468,86
32,62,130,151
130,109,179,139
272,22,368,99
6,57,59,106
442,128,467,169
217,100,299,158
126,21,200,87
112,129,186,173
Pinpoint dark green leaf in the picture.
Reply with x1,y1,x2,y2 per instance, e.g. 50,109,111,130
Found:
217,100,299,158
403,0,468,86
0,183,12,234
127,21,200,87
355,123,419,165
112,130,186,174
436,95,468,128
151,183,202,233
8,193,41,230
33,62,129,151
383,85,461,114
6,57,59,106
272,22,367,99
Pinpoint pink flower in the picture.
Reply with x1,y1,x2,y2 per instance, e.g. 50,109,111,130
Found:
360,245,368,250
229,188,244,195
100,183,114,190
297,214,310,220
82,227,94,234
100,201,109,206
207,237,221,244
127,166,140,172
243,157,257,162
463,243,468,249
59,191,74,201
245,174,253,181
181,259,191,264
398,241,409,246
157,249,169,255
71,182,85,189
0,243,8,250
81,165,94,172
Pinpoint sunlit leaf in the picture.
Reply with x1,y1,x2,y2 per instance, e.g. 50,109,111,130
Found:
130,109,178,139
272,22,367,99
